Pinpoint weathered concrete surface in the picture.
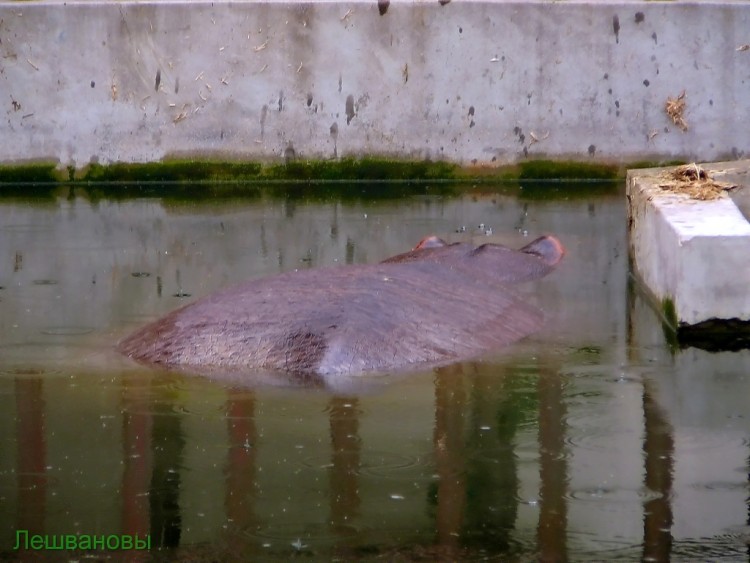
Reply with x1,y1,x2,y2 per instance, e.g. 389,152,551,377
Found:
1,0,749,169
627,160,750,327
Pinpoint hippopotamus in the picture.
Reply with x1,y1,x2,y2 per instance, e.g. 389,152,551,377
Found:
118,235,564,377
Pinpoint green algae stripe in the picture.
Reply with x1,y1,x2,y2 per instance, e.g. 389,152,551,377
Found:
0,157,641,186
661,297,678,330
0,162,62,184
83,161,263,183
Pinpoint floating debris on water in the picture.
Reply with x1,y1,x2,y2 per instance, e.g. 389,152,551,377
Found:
291,538,308,551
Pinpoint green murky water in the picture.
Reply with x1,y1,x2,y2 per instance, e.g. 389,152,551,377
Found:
1,184,748,561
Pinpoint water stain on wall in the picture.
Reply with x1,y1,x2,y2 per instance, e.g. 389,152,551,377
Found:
613,14,620,44
330,122,338,157
346,95,355,124
260,104,268,138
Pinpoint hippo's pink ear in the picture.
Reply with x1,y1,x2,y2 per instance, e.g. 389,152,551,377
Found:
413,235,448,250
519,235,565,267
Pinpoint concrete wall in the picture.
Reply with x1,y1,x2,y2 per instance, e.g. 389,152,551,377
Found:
1,0,748,169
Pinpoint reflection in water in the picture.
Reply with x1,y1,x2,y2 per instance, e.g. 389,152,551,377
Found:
121,374,153,540
224,389,258,556
328,396,361,537
463,366,530,554
432,365,467,554
284,199,296,219
345,237,355,265
173,268,191,299
641,379,674,562
15,378,46,535
628,271,676,561
149,382,185,548
537,364,569,562
329,205,339,241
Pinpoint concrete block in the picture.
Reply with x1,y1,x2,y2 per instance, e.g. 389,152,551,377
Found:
627,160,750,329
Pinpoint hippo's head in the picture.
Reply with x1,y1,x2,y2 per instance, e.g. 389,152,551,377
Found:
382,234,565,284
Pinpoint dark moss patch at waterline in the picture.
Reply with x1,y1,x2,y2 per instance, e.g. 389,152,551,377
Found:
518,160,619,181
264,181,457,201
82,161,264,183
0,180,459,204
518,181,620,200
660,297,680,349
0,162,64,183
661,297,678,330
264,157,459,181
0,158,632,186
77,157,460,184
76,183,266,203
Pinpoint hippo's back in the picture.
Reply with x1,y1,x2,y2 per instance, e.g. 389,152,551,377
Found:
118,261,544,376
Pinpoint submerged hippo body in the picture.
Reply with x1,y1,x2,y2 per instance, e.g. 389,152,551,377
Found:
118,235,564,377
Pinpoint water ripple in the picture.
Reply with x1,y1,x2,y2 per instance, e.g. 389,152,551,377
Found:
299,449,431,479
0,365,64,378
40,326,94,336
243,521,350,552
566,485,663,504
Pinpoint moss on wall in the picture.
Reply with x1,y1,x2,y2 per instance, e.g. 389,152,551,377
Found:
0,162,63,183
82,161,263,183
0,157,630,186
661,297,678,329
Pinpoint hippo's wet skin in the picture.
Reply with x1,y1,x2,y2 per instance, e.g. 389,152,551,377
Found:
118,235,565,377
